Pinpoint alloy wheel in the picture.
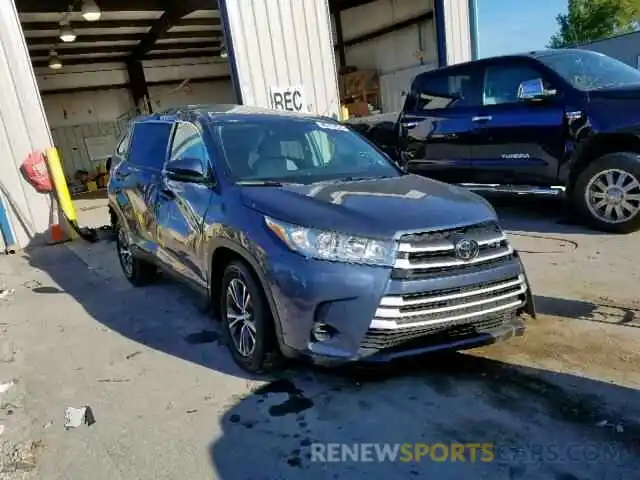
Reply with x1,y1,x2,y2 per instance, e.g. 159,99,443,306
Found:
225,277,257,357
585,168,640,224
117,228,134,277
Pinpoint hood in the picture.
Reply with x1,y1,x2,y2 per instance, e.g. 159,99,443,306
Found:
239,174,497,238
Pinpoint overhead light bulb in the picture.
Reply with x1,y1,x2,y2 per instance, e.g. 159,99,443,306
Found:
59,20,76,42
81,0,102,22
48,50,62,70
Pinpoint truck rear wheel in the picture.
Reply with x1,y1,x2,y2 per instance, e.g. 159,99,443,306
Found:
573,152,640,233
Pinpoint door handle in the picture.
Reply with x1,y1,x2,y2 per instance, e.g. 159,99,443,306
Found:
471,115,492,123
401,121,419,129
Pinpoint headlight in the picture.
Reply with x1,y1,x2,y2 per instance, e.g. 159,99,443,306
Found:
265,216,396,266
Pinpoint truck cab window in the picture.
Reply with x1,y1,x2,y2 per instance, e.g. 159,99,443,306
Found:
483,64,552,105
410,72,476,111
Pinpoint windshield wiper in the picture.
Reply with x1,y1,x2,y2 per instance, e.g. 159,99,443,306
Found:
340,175,395,182
236,180,284,186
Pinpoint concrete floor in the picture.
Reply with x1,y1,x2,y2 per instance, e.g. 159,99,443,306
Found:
0,195,638,479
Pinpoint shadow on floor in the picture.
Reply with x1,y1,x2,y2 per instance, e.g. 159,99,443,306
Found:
18,213,640,478
209,352,640,479
484,194,607,236
24,232,255,380
535,295,640,328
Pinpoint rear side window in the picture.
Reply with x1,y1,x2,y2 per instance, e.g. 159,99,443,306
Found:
128,121,173,169
408,71,477,111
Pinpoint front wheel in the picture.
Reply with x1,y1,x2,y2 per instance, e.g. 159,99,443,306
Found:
573,152,640,233
220,261,281,374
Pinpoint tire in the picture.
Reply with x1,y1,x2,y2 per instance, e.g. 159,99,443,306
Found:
108,205,118,230
573,152,640,233
115,225,158,286
220,260,282,374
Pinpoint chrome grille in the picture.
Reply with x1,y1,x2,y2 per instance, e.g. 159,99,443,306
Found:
371,275,527,329
360,313,514,351
392,221,513,278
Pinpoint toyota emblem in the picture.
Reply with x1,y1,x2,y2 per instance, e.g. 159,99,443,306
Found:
454,238,480,261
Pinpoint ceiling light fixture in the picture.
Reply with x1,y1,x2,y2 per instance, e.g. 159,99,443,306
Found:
59,19,76,42
81,0,102,22
48,49,62,70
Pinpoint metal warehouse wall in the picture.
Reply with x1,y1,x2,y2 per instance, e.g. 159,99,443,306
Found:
438,0,472,66
580,31,640,69
222,0,341,117
337,0,438,113
50,120,129,179
37,59,234,179
147,80,235,111
0,0,55,249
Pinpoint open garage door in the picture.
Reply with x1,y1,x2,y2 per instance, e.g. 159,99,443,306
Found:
330,0,472,119
17,0,235,191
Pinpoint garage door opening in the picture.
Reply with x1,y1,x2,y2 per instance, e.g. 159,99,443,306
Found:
330,0,438,119
17,0,233,198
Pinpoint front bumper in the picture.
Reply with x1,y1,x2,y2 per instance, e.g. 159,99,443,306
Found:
314,313,526,366
265,245,534,365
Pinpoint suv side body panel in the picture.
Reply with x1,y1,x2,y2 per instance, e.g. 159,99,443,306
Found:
155,120,220,292
110,120,173,261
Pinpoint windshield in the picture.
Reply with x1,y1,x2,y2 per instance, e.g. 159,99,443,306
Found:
538,50,640,91
213,118,400,184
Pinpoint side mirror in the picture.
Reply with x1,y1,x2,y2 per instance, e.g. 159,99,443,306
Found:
398,151,412,172
165,157,209,183
517,78,556,101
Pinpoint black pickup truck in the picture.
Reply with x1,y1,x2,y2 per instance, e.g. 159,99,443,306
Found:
349,49,640,233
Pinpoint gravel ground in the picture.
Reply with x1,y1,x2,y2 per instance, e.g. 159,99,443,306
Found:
0,195,637,479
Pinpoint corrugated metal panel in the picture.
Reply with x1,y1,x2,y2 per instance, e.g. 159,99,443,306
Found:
442,0,472,65
340,0,433,41
379,62,436,113
346,25,429,73
580,31,640,69
344,17,437,112
147,80,235,111
52,120,128,179
0,0,54,248
223,0,341,117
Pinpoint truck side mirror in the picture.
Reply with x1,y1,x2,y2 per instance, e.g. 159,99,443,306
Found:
517,78,556,101
398,151,412,172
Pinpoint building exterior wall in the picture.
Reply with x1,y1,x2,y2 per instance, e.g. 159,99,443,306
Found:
222,0,341,117
435,0,472,66
0,0,55,249
580,31,640,69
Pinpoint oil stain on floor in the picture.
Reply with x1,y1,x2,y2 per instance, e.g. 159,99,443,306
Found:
254,379,315,417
